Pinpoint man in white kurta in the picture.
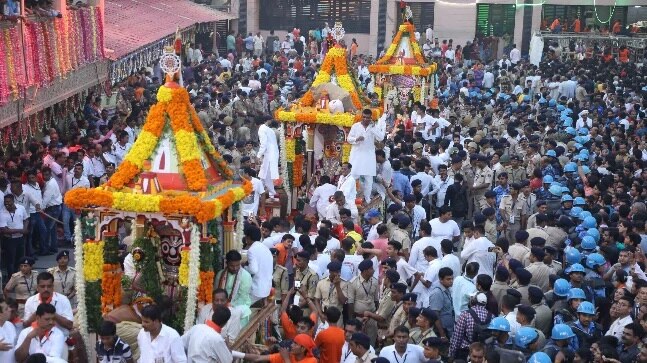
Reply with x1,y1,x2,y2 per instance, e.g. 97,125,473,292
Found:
256,118,279,199
347,110,386,203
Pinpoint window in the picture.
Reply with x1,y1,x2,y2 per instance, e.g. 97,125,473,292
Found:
541,5,628,30
259,0,372,34
396,2,435,29
476,4,516,37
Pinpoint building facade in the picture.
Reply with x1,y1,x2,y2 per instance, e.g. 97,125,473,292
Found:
236,0,646,56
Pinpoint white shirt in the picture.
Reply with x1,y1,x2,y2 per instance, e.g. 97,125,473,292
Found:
341,341,375,363
421,259,443,306
66,174,90,190
0,321,17,363
137,324,187,363
196,305,242,344
429,175,454,208
396,258,418,281
460,236,496,277
83,155,106,178
245,241,274,299
510,48,521,64
16,326,66,360
410,172,433,195
337,174,357,202
310,183,337,219
112,142,132,166
124,253,136,278
606,315,633,340
429,218,460,255
0,205,29,238
379,344,427,363
22,184,43,214
182,324,232,363
24,293,73,336
241,177,264,217
341,254,363,281
42,178,62,208
440,254,461,278
408,237,434,272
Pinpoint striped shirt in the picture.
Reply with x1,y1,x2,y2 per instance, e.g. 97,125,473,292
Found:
96,337,132,363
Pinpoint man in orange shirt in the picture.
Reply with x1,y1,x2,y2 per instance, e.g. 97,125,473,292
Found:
572,17,581,33
314,306,346,363
242,333,318,363
619,45,630,63
275,234,295,268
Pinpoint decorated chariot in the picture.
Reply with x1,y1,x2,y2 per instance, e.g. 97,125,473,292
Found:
368,11,437,114
274,23,382,212
64,45,252,360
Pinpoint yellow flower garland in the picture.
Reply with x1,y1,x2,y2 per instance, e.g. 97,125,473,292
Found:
342,143,351,163
311,70,331,87
178,249,190,287
112,192,162,212
374,86,383,99
175,130,203,162
83,241,104,281
285,138,296,162
124,130,158,167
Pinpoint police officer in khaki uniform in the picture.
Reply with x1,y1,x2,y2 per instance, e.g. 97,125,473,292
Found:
48,251,76,306
348,260,379,343
473,154,494,214
369,281,407,347
499,183,525,244
314,261,348,316
3,257,38,316
505,155,526,185
411,308,437,346
270,248,289,303
294,251,318,313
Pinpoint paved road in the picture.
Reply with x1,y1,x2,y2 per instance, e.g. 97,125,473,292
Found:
32,245,76,272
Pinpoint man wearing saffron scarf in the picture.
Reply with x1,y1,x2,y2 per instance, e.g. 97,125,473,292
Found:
23,272,73,337
182,306,233,363
15,303,66,362
239,333,318,363
196,288,243,346
214,250,252,327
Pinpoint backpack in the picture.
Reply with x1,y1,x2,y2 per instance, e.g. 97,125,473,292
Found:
468,309,493,343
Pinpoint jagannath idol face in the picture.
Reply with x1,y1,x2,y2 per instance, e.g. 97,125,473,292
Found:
324,142,342,158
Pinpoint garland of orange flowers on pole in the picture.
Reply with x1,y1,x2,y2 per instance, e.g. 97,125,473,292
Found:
101,233,122,314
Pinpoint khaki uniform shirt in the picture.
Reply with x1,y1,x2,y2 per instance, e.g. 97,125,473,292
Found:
375,292,396,329
355,350,378,363
388,304,407,334
410,327,435,345
390,227,412,252
505,166,526,185
547,260,563,276
485,218,498,244
473,166,493,197
526,262,552,291
47,266,76,298
295,267,319,299
500,194,524,222
545,227,567,249
508,243,531,265
348,276,378,314
521,194,537,222
272,265,289,300
5,271,38,302
524,153,541,177
315,277,348,311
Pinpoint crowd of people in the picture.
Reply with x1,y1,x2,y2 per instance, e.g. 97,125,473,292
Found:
0,19,646,363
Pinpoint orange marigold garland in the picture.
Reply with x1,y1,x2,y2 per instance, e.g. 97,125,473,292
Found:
101,264,122,314
197,271,215,303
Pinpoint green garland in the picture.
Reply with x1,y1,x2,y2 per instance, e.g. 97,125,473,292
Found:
103,236,120,265
171,287,188,334
199,242,214,272
132,236,163,301
86,281,102,332
206,220,223,272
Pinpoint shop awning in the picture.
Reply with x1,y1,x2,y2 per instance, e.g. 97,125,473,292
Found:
104,0,236,60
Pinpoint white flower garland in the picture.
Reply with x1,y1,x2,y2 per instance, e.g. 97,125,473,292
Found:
279,123,291,210
183,224,201,332
235,204,244,250
73,219,90,358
